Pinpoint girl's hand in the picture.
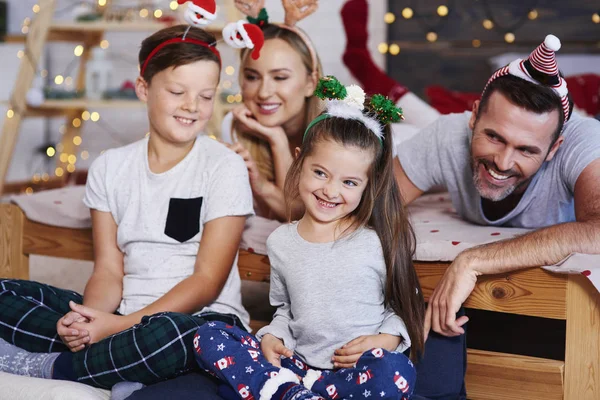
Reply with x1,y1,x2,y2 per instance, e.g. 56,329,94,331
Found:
332,334,402,368
226,142,269,196
260,334,293,367
68,301,126,345
232,105,287,146
57,311,90,352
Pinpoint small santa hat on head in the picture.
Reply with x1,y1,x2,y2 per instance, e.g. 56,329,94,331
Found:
178,0,217,21
235,20,265,60
485,34,571,121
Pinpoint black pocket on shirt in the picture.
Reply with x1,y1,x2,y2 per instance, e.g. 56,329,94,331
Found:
164,197,203,243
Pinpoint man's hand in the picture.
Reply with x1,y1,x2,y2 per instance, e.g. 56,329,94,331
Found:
332,334,401,369
68,301,127,345
424,257,475,339
57,311,90,352
260,334,293,367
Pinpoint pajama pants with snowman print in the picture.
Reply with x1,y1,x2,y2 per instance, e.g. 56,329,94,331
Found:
193,321,416,400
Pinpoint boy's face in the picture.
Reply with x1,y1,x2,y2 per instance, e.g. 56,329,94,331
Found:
136,60,220,144
298,139,373,227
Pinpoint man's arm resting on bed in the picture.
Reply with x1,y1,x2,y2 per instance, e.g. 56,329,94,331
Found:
394,158,424,205
426,159,600,337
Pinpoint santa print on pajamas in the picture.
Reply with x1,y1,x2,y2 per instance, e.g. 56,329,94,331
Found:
194,322,416,400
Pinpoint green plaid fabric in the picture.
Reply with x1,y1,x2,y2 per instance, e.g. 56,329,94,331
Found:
0,279,243,388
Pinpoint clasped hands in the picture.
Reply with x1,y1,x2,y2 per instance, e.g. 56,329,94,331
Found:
260,333,401,369
57,301,124,352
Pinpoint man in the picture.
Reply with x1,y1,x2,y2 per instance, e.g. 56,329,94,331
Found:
394,35,600,339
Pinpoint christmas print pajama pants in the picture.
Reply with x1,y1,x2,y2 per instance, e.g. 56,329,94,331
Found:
0,279,244,388
194,321,416,400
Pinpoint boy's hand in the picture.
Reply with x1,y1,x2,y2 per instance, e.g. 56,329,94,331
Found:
260,334,293,367
57,311,90,352
68,301,125,345
332,334,401,368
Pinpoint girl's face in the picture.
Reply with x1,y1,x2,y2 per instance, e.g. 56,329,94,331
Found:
298,139,374,227
136,60,220,145
241,38,315,131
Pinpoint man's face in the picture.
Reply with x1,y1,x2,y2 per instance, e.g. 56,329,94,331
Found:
469,91,564,201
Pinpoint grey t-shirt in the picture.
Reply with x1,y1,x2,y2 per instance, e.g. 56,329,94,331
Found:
256,223,410,369
397,112,600,228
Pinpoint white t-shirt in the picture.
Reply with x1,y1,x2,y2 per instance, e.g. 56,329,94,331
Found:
220,112,235,145
83,135,254,327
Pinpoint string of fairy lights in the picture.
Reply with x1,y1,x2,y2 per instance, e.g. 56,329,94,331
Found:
378,3,600,55
9,0,243,193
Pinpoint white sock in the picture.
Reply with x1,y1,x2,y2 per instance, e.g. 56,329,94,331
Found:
111,381,146,400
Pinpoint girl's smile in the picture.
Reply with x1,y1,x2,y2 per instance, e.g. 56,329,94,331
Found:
298,139,373,229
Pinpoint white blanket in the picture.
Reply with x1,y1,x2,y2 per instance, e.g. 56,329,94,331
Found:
0,372,109,400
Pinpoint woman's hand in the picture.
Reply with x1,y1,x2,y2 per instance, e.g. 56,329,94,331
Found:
68,301,128,345
226,142,270,196
332,334,402,368
232,105,288,147
260,334,293,367
57,311,90,352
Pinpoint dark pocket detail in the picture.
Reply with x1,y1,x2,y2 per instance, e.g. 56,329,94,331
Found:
164,197,203,243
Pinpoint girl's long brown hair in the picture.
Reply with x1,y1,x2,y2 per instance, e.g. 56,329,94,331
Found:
284,112,425,360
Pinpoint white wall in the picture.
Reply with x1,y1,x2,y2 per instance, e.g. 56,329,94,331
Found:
1,0,386,182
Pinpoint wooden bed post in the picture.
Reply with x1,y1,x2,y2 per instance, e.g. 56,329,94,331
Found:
0,204,29,279
564,274,600,399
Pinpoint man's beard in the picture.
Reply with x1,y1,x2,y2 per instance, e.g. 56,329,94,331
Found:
470,156,527,202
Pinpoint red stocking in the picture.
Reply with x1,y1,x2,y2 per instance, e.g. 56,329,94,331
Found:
341,0,409,102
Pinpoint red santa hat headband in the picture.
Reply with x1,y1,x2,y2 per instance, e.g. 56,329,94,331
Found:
226,0,319,71
140,0,221,77
483,34,571,122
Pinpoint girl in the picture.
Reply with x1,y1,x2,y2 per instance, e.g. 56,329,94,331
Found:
193,77,425,400
0,23,253,395
221,3,322,221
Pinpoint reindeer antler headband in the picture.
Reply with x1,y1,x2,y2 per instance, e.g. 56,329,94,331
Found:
225,0,319,72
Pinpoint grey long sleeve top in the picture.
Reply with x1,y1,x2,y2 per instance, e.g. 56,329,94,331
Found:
256,222,410,369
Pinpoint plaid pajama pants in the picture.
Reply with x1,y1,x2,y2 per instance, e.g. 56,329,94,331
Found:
0,279,244,389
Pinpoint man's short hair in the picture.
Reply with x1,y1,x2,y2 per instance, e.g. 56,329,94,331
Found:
477,75,567,143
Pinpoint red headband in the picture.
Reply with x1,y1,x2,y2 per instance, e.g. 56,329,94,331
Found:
140,37,221,78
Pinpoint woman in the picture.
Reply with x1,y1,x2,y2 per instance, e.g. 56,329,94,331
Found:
221,22,322,221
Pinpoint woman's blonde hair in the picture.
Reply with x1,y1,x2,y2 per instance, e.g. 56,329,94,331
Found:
233,23,323,182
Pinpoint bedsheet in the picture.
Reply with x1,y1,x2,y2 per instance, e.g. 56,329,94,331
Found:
9,188,599,292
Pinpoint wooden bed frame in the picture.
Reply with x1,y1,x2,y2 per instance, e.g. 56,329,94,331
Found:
1,203,598,400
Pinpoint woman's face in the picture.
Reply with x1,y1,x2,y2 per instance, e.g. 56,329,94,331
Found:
241,38,315,131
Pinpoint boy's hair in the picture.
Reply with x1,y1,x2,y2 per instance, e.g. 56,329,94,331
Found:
478,75,567,143
139,25,220,83
234,23,323,183
284,110,426,360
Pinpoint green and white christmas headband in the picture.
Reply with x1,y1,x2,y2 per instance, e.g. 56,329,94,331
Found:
304,76,404,142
